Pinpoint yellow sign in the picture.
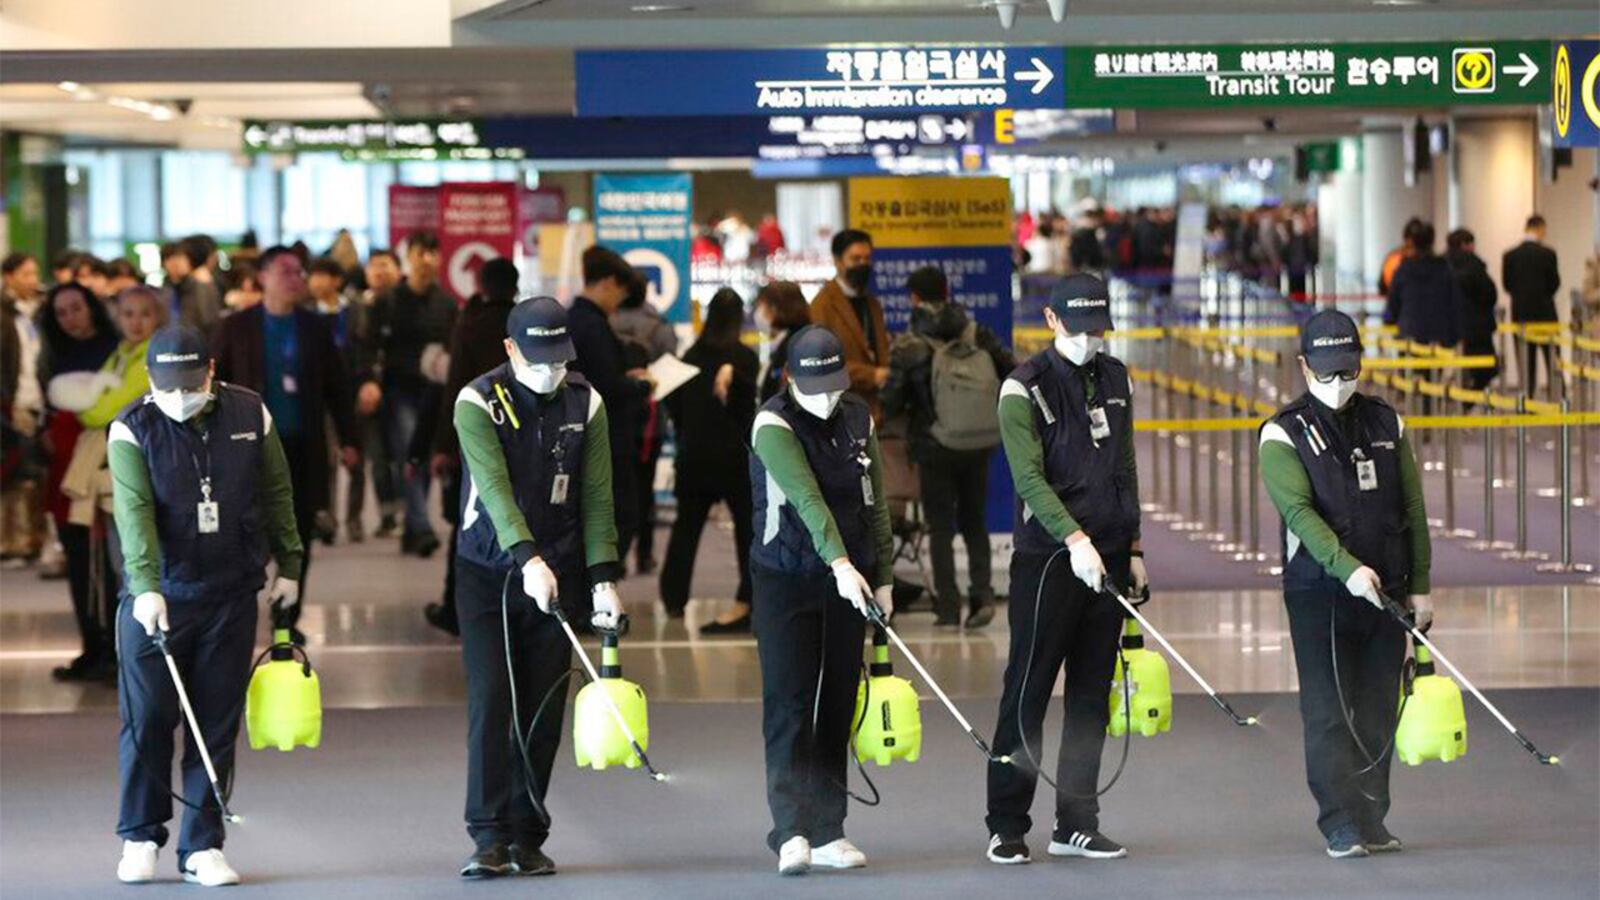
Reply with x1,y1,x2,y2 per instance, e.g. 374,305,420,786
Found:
1452,47,1495,94
994,109,1016,145
848,177,1012,248
1555,44,1572,137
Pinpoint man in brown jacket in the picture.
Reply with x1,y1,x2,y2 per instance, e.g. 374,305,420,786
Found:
809,229,890,419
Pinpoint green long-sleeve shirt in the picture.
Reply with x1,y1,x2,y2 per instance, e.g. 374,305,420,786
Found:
751,409,895,588
1259,412,1431,594
107,399,302,597
997,371,1140,544
453,381,619,578
79,339,150,429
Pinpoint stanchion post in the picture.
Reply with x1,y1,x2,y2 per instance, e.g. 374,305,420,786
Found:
1538,399,1594,574
1502,395,1548,562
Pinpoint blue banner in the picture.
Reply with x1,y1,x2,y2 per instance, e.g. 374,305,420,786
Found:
1552,40,1600,148
594,173,693,324
577,47,1064,117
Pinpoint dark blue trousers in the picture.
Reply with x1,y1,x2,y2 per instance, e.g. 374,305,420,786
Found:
116,592,257,864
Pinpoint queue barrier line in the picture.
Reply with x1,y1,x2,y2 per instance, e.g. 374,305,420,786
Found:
1136,411,1600,433
1557,359,1600,382
1364,371,1561,414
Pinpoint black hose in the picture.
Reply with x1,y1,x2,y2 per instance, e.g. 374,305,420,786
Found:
1014,547,1134,801
1329,599,1409,801
810,589,880,807
501,571,582,827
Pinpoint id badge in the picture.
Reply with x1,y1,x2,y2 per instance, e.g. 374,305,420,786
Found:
1088,405,1111,441
551,473,570,505
861,474,875,506
1356,458,1378,492
197,501,220,534
282,374,299,395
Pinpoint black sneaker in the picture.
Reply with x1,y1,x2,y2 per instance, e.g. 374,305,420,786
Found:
413,532,442,559
933,613,962,629
509,845,555,876
314,511,337,546
986,834,1030,865
1048,830,1127,859
1326,826,1370,859
965,603,995,630
425,603,460,637
375,516,399,539
1363,825,1403,854
460,844,514,879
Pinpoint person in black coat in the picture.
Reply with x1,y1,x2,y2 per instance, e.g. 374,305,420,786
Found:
210,246,358,620
1501,215,1561,397
1447,229,1500,391
566,246,652,561
1383,222,1461,350
753,281,810,404
660,288,759,632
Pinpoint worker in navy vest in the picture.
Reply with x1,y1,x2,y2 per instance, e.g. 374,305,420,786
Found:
450,296,623,879
748,325,894,877
108,327,302,888
1259,309,1432,859
985,274,1144,866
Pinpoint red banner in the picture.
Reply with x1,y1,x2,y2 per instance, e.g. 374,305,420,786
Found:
387,185,439,253
439,182,519,302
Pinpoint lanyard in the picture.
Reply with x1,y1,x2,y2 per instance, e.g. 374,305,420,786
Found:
188,425,214,503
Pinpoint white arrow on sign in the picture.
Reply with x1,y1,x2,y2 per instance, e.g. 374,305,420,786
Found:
1503,52,1539,88
1016,57,1055,95
244,125,266,147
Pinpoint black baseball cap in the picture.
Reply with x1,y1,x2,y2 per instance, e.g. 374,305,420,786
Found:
1300,309,1363,375
786,325,850,394
1047,273,1113,333
146,327,212,391
506,296,576,365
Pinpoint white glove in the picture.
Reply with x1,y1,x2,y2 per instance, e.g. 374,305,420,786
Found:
1344,565,1382,608
1066,532,1106,593
830,558,873,617
521,557,558,613
591,582,623,631
268,577,300,612
1129,555,1149,595
872,584,894,620
132,592,169,636
1411,594,1434,632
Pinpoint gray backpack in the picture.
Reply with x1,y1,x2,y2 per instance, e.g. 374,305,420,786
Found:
927,321,1001,450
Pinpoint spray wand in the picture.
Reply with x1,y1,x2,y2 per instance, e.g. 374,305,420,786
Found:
1376,593,1559,766
551,603,670,782
152,629,243,824
1102,585,1259,727
864,603,1012,765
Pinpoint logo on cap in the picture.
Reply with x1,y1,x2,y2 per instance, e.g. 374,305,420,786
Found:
1065,297,1107,308
155,352,201,363
1310,336,1354,348
524,326,566,338
799,354,841,367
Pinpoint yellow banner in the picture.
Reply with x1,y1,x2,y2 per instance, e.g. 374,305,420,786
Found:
848,177,1012,248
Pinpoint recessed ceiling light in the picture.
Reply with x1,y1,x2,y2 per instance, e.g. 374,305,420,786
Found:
1370,0,1438,6
631,3,692,11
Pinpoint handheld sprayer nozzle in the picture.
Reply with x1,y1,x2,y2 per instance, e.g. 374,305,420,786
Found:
1245,716,1260,726
996,754,1014,765
1546,756,1561,766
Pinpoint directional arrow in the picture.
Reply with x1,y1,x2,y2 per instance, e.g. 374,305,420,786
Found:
947,119,970,141
243,125,266,147
1504,52,1539,88
1015,57,1055,96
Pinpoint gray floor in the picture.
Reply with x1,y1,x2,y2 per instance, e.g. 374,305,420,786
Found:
2,690,1595,899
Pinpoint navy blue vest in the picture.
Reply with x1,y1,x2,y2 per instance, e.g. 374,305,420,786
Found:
457,365,593,575
1009,349,1140,556
117,383,271,603
749,392,878,577
1270,393,1411,594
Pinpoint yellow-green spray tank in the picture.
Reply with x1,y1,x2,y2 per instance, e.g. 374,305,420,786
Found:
1396,643,1468,765
573,630,650,770
245,628,322,752
1108,619,1172,738
853,627,922,766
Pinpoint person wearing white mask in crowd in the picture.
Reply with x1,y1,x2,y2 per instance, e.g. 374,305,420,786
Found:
107,327,302,887
447,296,623,879
747,324,894,876
1259,309,1432,859
985,273,1144,866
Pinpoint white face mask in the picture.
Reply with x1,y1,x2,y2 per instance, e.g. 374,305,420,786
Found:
1307,374,1359,410
153,389,212,422
792,384,843,420
514,358,567,395
754,305,773,336
1055,331,1104,366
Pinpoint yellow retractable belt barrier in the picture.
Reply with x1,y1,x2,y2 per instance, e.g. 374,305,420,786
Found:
1557,360,1600,382
1136,411,1600,433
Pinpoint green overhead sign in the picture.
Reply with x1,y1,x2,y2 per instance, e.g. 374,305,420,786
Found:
1064,41,1550,108
241,119,486,154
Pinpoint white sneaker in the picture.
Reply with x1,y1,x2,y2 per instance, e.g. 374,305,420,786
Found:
777,836,811,876
810,838,866,869
117,840,158,883
182,849,241,887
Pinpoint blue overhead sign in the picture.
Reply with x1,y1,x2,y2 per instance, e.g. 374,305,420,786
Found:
576,47,1065,117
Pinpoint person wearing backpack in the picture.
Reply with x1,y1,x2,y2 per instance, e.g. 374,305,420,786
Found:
882,266,1013,629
